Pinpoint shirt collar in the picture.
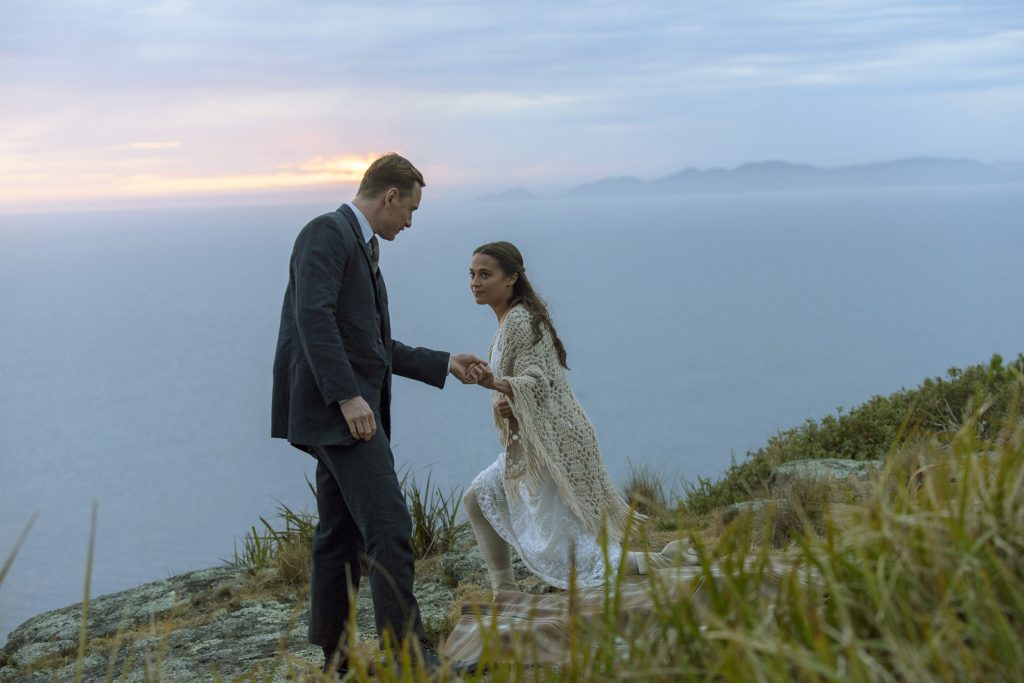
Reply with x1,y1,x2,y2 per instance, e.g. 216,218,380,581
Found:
345,202,375,244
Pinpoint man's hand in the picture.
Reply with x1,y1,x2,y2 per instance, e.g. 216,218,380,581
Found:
450,353,488,384
340,396,376,441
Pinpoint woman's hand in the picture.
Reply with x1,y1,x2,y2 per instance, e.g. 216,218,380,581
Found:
495,396,514,418
473,364,513,396
474,364,497,390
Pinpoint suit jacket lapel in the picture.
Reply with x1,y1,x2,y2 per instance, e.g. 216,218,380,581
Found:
337,205,390,351
337,205,384,300
338,206,377,273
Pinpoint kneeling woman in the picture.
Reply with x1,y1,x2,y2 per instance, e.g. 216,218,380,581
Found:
464,241,681,593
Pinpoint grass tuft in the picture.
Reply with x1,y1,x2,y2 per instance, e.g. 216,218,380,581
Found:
623,460,668,517
760,473,836,547
401,467,465,559
231,479,317,583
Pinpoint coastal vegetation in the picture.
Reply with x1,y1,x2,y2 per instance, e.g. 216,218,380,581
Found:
2,355,1022,681
682,354,1024,514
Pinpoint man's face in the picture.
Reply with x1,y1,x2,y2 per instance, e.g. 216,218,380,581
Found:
377,183,422,241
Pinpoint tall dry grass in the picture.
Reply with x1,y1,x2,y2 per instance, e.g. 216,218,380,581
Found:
401,467,464,559
623,461,668,518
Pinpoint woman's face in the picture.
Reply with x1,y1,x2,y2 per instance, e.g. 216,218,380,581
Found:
469,253,517,307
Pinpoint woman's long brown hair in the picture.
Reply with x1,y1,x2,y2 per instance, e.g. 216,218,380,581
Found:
473,241,569,369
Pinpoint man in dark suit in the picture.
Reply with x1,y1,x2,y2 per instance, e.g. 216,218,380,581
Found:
271,153,483,675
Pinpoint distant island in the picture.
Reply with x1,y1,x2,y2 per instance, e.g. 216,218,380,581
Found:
475,157,1024,201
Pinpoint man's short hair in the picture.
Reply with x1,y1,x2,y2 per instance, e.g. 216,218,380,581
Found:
357,153,425,198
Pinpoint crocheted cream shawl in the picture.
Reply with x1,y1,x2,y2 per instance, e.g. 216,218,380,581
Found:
489,305,644,542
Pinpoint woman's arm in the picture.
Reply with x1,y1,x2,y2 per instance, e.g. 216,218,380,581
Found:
479,310,552,399
477,365,513,396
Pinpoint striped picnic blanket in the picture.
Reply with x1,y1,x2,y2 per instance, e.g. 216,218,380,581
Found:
441,559,813,668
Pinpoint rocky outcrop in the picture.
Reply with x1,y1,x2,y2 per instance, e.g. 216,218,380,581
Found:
770,458,883,486
721,458,883,525
0,564,456,682
722,500,777,524
1,520,570,683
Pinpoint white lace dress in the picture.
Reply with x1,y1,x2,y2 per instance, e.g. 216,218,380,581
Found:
470,326,621,589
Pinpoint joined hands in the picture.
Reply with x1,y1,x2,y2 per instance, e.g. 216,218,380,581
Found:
454,356,515,420
463,359,495,389
450,353,507,396
449,352,489,385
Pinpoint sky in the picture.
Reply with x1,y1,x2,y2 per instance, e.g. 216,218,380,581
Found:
1,0,1022,211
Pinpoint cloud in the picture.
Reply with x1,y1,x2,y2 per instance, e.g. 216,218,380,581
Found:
294,154,377,180
115,141,183,151
1,0,1021,208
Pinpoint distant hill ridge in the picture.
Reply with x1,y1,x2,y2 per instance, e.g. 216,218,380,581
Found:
476,157,1024,201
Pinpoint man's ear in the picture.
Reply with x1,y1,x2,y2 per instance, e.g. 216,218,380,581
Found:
384,187,400,205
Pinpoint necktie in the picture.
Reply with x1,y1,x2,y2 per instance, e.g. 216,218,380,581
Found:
369,235,380,274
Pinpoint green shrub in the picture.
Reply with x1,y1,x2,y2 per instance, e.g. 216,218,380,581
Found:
684,353,1024,514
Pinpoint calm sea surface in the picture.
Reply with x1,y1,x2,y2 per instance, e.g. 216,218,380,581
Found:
2,186,1022,641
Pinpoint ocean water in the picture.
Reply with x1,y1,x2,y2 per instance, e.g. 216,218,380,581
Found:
2,185,1022,641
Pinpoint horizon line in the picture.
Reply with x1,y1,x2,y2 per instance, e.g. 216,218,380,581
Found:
2,155,1022,217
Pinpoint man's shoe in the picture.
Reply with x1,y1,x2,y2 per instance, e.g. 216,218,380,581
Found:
450,658,480,676
417,641,445,674
320,655,349,679
383,641,446,678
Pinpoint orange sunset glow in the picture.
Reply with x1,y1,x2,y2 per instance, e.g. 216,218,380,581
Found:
0,153,379,209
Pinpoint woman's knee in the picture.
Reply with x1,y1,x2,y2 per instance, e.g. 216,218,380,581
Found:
463,486,481,517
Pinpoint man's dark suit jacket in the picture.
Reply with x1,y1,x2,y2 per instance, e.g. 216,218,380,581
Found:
271,205,449,451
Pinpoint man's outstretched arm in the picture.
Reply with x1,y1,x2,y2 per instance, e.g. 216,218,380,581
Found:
391,342,486,388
